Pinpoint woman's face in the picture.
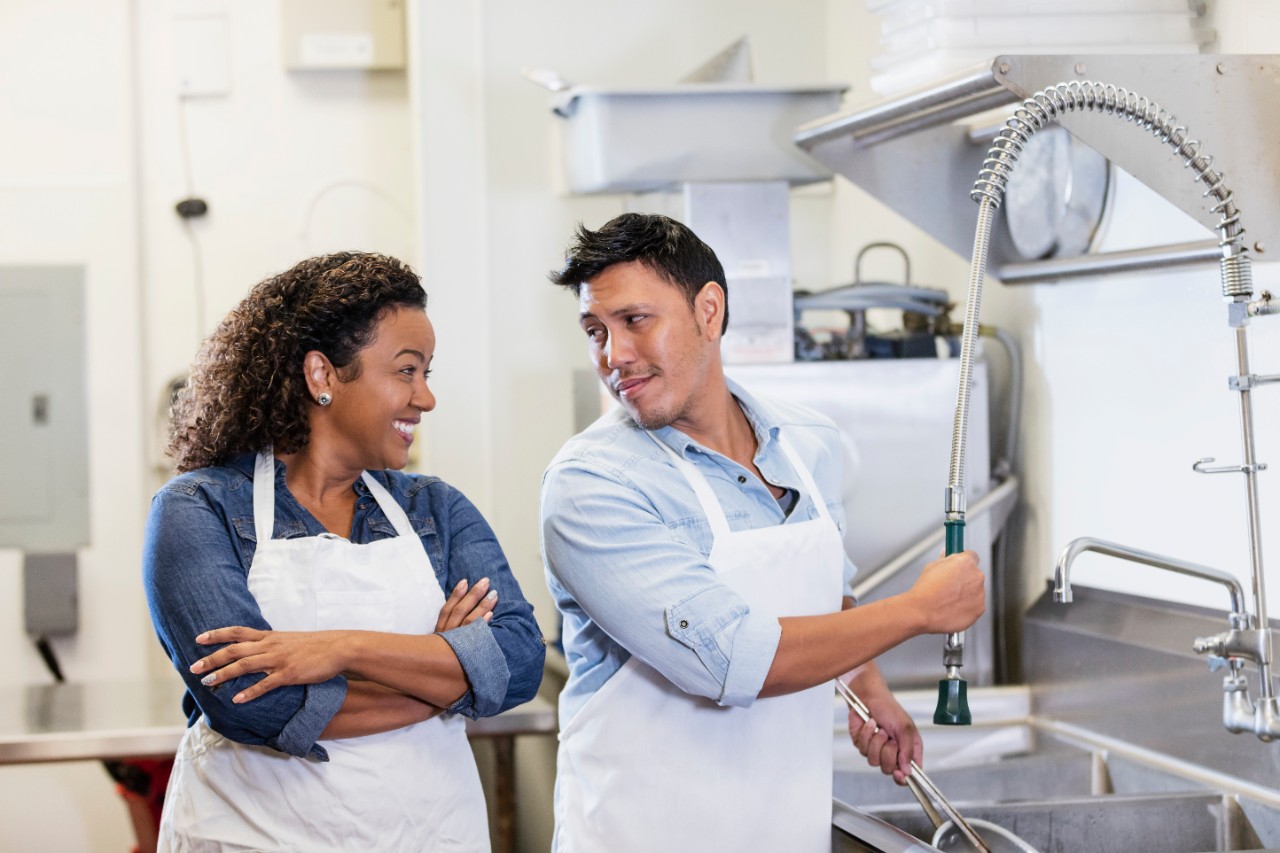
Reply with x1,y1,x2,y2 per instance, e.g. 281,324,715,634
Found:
324,305,436,472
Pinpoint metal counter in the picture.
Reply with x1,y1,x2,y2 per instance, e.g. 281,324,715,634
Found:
0,679,557,764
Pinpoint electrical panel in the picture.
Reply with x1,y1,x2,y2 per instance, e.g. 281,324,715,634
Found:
279,0,405,71
0,266,88,550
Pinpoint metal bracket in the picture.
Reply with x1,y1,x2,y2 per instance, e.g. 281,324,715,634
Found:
794,55,1280,280
1229,374,1280,392
1193,457,1268,475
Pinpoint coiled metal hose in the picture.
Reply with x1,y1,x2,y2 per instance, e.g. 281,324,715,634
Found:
942,79,1254,703
952,78,1254,505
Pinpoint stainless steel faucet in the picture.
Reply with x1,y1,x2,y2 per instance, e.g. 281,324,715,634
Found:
1054,537,1280,740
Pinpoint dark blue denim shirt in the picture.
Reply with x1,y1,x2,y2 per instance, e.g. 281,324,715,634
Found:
142,453,545,761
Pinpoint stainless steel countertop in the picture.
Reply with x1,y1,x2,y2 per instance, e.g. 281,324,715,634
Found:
0,680,557,764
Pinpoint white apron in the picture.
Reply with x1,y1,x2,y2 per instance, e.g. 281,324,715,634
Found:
554,433,845,853
159,450,490,853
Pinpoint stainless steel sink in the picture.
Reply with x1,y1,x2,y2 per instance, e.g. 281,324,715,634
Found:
829,688,1280,852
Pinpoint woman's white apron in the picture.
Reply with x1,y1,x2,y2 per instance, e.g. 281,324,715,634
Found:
159,451,489,852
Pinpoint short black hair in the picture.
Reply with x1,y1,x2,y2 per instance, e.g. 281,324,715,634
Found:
548,213,729,333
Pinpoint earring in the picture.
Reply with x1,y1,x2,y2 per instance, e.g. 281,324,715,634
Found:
317,392,332,406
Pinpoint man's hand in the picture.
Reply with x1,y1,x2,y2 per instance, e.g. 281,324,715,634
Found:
844,666,921,785
906,550,985,634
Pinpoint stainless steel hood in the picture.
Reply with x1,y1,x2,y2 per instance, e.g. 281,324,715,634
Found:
795,54,1280,283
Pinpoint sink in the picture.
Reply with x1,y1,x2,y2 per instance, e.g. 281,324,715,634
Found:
843,792,1249,853
830,688,1280,852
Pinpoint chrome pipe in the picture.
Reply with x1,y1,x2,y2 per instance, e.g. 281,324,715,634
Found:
1233,325,1274,698
994,240,1222,285
1053,537,1248,617
794,62,1009,150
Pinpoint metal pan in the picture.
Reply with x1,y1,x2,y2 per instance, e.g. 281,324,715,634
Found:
932,818,1039,853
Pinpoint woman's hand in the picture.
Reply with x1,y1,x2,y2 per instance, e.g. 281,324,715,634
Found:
190,627,349,704
435,577,498,632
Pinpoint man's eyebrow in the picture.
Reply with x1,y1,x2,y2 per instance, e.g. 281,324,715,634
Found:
579,303,653,322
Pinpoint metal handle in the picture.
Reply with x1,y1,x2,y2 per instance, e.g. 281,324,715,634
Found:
834,680,992,853
854,241,911,287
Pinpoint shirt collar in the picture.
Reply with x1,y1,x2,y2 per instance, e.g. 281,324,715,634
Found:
649,375,781,459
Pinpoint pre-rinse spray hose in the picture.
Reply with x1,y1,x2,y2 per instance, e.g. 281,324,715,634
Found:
936,79,1251,726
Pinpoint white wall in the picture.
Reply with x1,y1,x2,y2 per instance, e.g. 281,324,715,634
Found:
825,0,1280,630
0,1,144,847
4,0,1277,848
1,0,417,848
411,0,839,642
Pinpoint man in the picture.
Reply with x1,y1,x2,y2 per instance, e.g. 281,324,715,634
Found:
540,213,985,852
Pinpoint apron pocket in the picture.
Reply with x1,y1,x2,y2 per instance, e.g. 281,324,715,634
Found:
316,590,396,630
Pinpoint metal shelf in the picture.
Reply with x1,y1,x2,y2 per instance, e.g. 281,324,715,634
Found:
795,55,1280,283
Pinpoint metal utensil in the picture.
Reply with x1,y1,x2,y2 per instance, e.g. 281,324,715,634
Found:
835,679,993,853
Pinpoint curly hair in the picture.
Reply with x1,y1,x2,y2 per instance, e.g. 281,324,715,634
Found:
168,252,427,472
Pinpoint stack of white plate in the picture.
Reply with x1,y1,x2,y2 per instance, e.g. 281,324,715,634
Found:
866,0,1213,96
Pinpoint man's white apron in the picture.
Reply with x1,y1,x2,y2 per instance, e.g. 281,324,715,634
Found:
554,434,843,852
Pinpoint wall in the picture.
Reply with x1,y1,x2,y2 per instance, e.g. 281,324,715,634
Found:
0,0,417,849
0,1,143,847
3,0,1276,849
411,0,838,643
824,0,1280,675
409,4,835,847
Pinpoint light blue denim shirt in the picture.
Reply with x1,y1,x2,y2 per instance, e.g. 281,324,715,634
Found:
144,454,545,761
541,378,857,729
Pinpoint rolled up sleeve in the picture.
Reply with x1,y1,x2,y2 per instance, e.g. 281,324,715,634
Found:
665,588,781,707
438,619,510,717
542,461,781,707
430,483,544,718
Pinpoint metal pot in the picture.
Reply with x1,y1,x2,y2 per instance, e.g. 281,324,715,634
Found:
931,817,1040,853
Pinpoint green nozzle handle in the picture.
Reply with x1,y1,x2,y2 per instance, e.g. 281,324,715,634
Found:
933,677,971,726
944,518,965,556
937,518,971,725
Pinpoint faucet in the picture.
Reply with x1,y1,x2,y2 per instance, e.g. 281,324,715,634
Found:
941,77,1280,740
1054,536,1280,740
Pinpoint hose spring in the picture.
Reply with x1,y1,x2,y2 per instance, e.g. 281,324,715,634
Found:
971,80,1252,300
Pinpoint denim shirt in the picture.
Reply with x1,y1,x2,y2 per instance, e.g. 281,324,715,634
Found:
143,454,545,761
541,379,857,730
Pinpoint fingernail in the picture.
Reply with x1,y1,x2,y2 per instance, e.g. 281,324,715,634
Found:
195,632,209,644
232,692,246,704
457,579,468,593
200,673,217,686
478,577,490,588
485,590,497,601
190,660,204,674
483,612,493,622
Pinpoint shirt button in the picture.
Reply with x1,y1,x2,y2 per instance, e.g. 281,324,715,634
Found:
737,475,746,484
679,620,689,629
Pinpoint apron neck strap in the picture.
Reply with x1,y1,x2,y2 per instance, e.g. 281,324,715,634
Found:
360,472,417,538
647,432,732,540
253,448,277,542
648,430,834,533
775,435,832,524
254,449,418,541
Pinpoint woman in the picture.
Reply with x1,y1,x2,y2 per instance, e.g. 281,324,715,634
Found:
143,252,545,851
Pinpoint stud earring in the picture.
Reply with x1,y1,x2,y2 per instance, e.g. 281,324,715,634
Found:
317,392,332,406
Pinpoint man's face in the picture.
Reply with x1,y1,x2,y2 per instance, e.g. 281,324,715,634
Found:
578,260,721,431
